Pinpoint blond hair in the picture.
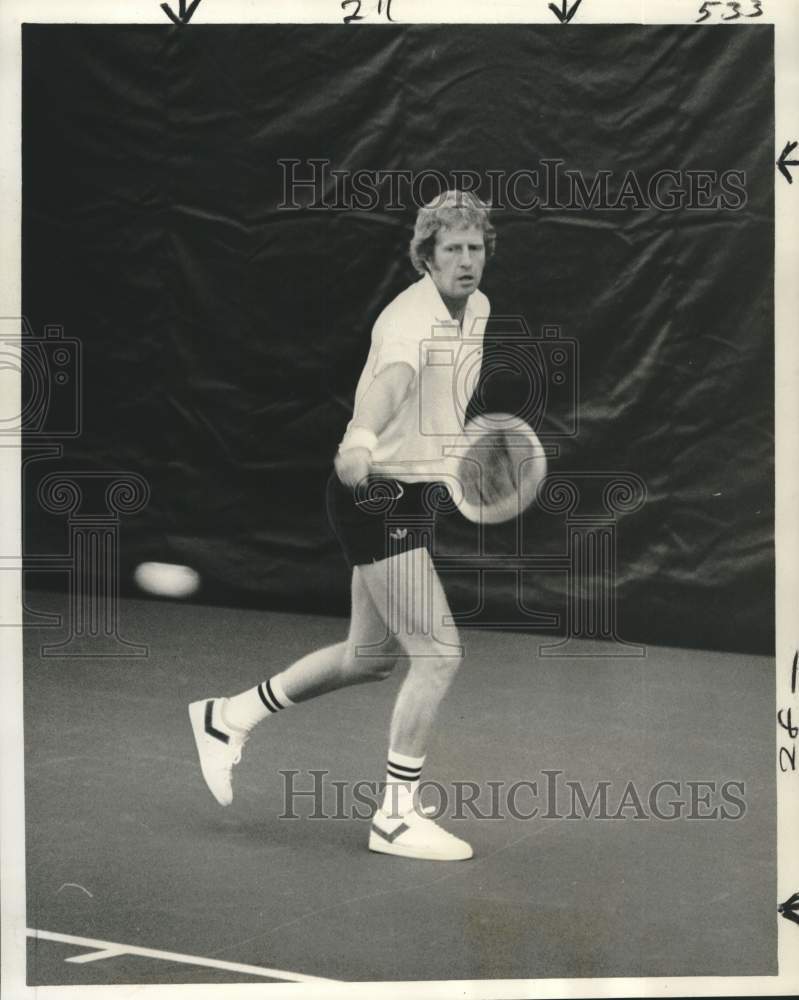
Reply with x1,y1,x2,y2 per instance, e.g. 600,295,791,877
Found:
409,189,496,275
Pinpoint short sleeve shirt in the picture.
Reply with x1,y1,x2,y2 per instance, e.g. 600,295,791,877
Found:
346,273,491,481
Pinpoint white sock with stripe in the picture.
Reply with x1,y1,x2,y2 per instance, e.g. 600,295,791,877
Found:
382,749,426,818
222,673,294,732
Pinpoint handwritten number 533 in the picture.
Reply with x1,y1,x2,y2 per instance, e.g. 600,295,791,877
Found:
696,1,764,21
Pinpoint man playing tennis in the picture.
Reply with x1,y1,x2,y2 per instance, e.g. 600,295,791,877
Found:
190,189,493,861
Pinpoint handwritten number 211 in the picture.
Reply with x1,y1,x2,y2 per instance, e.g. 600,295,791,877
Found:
342,0,395,23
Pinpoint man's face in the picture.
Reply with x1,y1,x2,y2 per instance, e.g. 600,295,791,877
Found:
427,225,486,302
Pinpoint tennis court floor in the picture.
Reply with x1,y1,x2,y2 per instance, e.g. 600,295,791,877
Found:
23,590,776,984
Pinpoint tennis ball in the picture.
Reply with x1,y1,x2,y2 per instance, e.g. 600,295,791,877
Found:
133,562,200,598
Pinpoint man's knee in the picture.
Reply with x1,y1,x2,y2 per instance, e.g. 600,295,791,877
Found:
404,639,464,686
341,643,397,682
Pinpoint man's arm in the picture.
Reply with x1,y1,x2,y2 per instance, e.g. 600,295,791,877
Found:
351,361,414,438
335,362,414,487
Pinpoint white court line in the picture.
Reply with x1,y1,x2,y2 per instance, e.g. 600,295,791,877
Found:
27,928,338,983
65,947,125,964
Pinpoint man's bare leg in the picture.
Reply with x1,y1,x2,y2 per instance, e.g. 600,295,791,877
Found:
359,546,472,858
189,564,400,806
357,546,463,757
223,564,402,726
271,568,402,702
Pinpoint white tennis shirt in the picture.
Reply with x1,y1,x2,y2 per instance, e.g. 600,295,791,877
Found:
346,272,491,481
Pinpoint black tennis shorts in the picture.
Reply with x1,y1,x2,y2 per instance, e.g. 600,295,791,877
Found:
326,468,451,568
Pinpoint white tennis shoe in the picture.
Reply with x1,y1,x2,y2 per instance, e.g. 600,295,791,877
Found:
369,806,473,861
188,698,248,806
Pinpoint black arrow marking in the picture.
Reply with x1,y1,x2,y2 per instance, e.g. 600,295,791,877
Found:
161,0,203,25
777,141,799,184
778,891,799,926
548,0,584,23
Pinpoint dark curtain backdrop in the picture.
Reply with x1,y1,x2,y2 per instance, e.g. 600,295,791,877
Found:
22,24,774,654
